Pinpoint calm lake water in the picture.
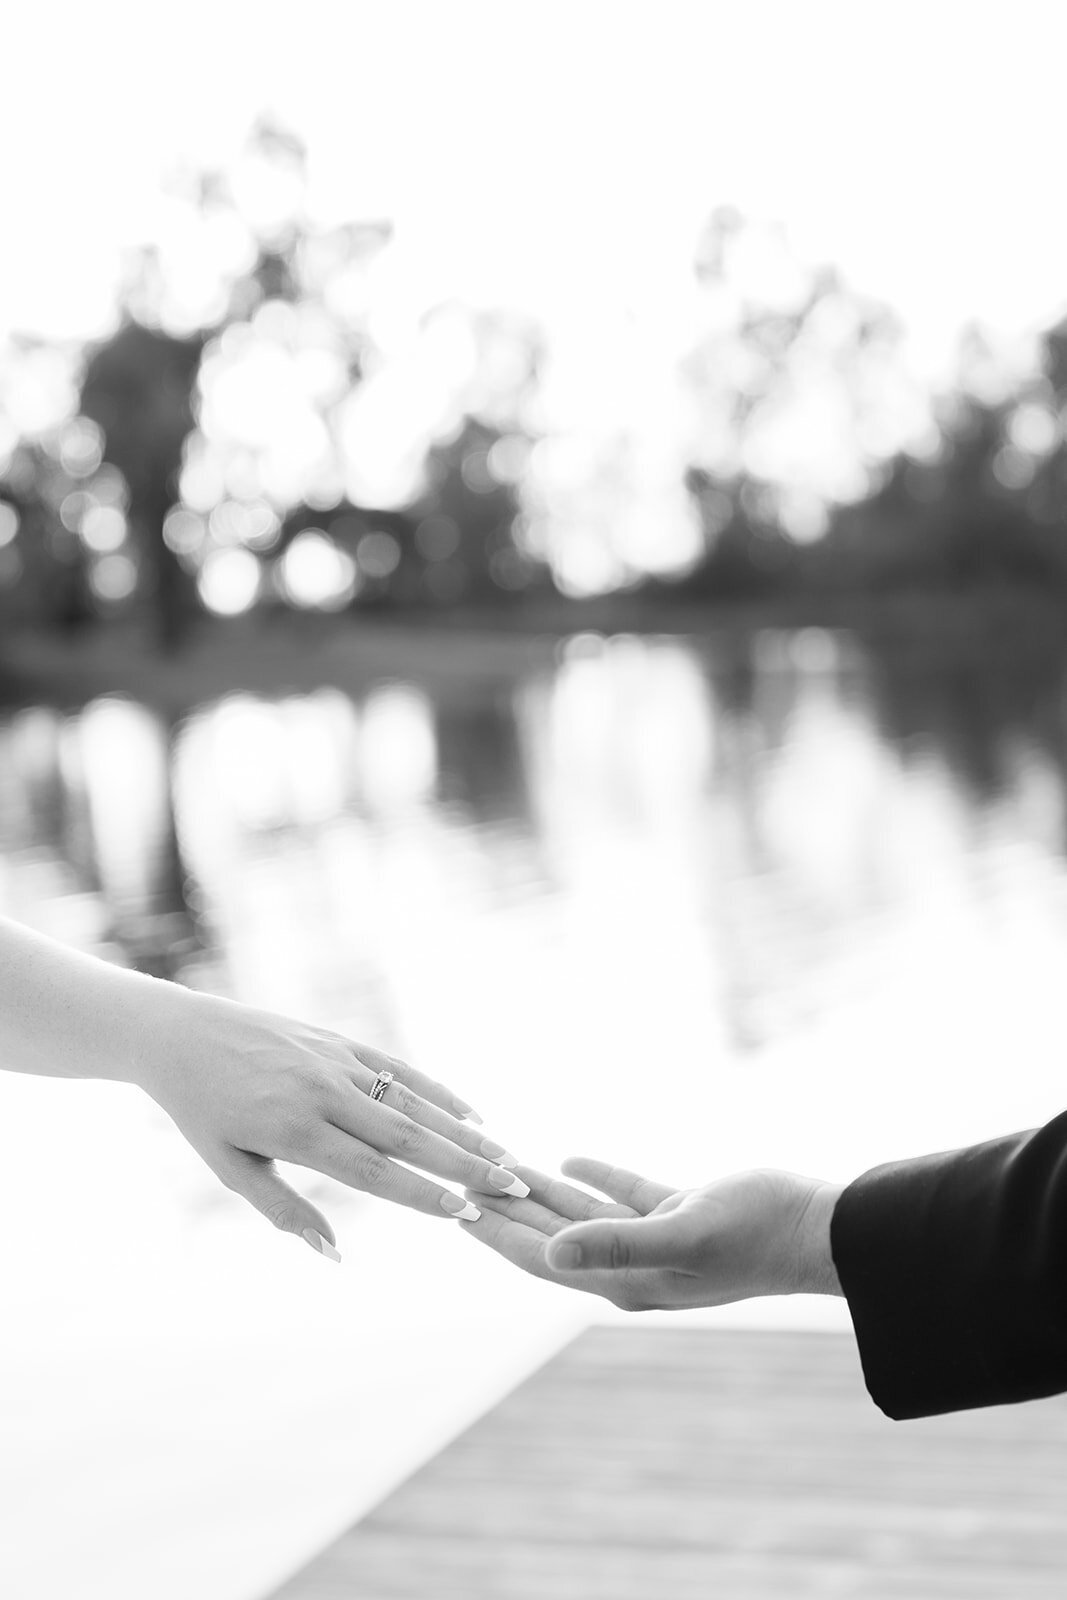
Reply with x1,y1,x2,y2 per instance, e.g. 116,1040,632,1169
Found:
4,622,1067,1600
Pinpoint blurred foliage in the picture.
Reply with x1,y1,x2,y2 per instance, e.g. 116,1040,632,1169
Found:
3,132,1067,646
806,340,1067,595
80,322,204,646
0,118,545,646
673,207,1067,603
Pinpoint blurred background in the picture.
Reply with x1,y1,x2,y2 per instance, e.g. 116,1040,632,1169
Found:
6,2,1067,1596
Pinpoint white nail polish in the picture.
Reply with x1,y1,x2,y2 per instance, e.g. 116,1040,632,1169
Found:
454,1200,481,1221
496,1173,530,1198
481,1142,518,1167
302,1228,341,1262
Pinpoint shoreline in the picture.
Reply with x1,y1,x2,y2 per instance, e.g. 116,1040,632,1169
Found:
5,588,1067,711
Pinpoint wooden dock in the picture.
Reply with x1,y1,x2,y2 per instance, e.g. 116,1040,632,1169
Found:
267,1326,1067,1599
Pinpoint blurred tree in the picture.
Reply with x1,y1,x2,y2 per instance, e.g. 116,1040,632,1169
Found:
809,318,1067,596
417,416,537,604
68,116,395,636
265,301,547,612
0,339,95,635
681,208,928,597
80,317,204,648
0,451,84,632
14,154,1067,645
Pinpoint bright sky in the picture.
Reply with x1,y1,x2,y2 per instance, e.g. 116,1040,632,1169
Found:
4,0,1067,592
5,0,1067,361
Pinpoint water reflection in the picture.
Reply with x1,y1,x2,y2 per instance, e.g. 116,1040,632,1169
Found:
5,627,1067,1068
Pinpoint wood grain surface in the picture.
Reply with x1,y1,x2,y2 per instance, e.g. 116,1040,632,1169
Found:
267,1326,1067,1599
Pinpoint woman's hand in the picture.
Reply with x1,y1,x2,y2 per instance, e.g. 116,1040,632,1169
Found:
127,986,528,1259
461,1158,844,1309
0,916,528,1257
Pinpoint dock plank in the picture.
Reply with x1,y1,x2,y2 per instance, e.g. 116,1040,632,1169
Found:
267,1327,1067,1599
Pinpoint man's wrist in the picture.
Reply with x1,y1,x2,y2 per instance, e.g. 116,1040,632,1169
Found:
795,1180,845,1296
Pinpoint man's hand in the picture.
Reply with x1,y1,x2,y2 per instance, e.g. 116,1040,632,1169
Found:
462,1158,844,1310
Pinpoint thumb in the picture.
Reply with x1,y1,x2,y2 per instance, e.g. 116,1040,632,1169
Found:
545,1209,697,1273
223,1150,341,1262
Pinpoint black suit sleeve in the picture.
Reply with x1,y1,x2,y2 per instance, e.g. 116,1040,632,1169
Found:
829,1109,1067,1420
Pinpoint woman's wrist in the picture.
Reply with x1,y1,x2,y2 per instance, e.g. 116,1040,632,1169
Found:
0,917,192,1086
108,971,204,1094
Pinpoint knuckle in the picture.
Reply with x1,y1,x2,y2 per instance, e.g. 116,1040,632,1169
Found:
351,1151,392,1192
300,1061,338,1105
395,1086,422,1119
389,1117,428,1157
324,1030,355,1053
261,1198,296,1232
608,1234,634,1271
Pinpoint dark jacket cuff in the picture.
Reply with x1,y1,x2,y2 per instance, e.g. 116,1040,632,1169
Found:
829,1114,1067,1419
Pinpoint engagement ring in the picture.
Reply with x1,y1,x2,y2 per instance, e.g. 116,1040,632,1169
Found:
369,1069,394,1103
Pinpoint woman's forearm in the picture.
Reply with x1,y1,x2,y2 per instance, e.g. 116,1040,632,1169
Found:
0,914,521,1250
0,915,168,1084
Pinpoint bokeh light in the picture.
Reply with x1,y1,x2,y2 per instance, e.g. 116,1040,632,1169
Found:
197,547,262,615
81,506,127,553
279,529,356,610
90,553,138,602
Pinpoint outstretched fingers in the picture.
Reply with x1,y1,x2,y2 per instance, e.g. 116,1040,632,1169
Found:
560,1157,676,1215
512,1165,628,1222
459,1203,633,1304
346,1059,516,1169
545,1209,699,1273
302,1125,485,1222
470,1190,638,1237
330,1085,528,1200
458,1204,557,1279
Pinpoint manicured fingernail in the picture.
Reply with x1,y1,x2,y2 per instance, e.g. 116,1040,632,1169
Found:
549,1243,583,1271
302,1229,341,1262
489,1169,530,1196
480,1140,518,1167
453,1099,484,1125
440,1193,481,1221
